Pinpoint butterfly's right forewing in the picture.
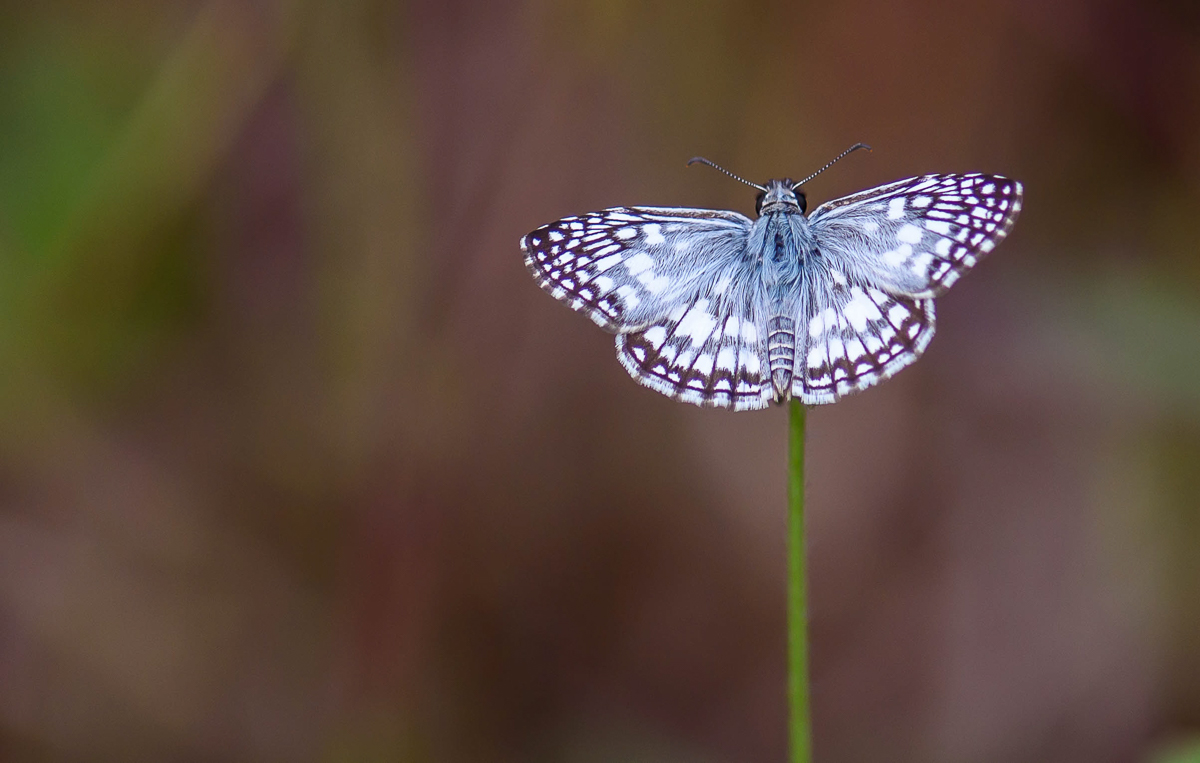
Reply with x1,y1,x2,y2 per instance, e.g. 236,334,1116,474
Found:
522,207,752,331
522,207,774,408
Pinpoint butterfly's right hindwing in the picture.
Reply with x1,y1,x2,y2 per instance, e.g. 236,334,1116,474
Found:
616,297,773,411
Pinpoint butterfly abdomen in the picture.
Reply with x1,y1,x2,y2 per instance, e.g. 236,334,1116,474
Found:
767,315,796,401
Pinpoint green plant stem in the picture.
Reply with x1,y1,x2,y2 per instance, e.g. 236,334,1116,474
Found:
788,399,811,763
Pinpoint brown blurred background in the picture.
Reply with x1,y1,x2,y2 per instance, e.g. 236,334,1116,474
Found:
0,1,1198,762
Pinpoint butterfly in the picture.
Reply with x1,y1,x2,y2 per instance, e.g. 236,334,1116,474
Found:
522,145,1023,410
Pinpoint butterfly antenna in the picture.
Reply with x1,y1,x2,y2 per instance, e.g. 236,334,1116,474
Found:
792,143,872,189
687,157,767,192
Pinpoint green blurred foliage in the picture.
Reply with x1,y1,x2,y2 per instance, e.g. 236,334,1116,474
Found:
1153,738,1200,763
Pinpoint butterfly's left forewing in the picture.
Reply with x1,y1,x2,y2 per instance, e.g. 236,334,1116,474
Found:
808,173,1023,298
522,207,774,409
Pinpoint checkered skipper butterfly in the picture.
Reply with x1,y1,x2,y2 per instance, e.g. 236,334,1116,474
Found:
522,145,1023,410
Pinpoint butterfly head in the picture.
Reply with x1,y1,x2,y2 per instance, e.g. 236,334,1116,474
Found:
756,179,807,216
690,144,870,218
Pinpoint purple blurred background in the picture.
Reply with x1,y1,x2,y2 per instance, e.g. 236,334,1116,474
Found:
0,1,1198,761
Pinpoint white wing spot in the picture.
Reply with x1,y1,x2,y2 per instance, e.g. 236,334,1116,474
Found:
887,197,906,220
616,285,641,309
808,312,826,337
828,337,846,360
897,223,924,244
594,254,623,272
909,252,934,276
717,347,737,371
806,345,825,369
822,307,838,330
846,338,866,362
616,227,637,240
911,195,932,208
882,243,913,266
638,271,671,293
624,252,654,275
677,304,717,346
644,224,666,245
843,288,883,331
644,326,667,349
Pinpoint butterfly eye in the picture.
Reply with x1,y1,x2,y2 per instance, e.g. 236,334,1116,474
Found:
755,191,766,214
796,192,807,214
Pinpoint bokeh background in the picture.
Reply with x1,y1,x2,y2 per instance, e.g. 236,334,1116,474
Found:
1,1,1199,762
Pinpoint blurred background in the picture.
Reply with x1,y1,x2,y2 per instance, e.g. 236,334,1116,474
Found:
0,1,1198,762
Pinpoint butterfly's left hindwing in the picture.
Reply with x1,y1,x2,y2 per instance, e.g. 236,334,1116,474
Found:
793,273,935,404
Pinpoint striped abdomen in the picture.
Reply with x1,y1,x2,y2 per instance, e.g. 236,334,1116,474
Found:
767,315,796,401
